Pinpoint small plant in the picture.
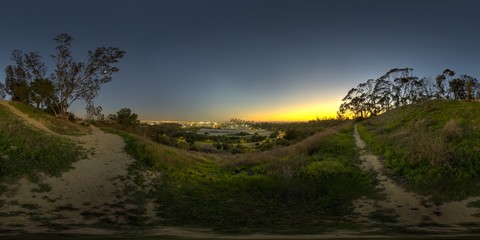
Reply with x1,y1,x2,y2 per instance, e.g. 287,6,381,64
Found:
467,200,480,208
31,183,52,193
54,203,79,212
20,203,40,210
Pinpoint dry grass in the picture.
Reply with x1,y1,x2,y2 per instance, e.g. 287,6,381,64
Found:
402,132,449,166
222,123,349,167
442,119,464,139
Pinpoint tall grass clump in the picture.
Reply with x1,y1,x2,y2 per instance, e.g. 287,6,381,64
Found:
358,100,480,201
0,104,85,180
111,123,376,233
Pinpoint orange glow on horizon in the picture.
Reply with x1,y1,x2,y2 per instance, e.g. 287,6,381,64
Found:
247,100,340,122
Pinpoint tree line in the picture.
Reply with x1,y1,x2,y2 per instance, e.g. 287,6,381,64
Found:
337,68,479,119
0,34,125,120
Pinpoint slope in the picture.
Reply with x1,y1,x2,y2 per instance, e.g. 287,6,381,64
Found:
357,100,480,201
0,101,138,233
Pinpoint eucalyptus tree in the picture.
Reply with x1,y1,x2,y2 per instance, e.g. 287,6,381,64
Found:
0,83,6,99
4,50,46,103
51,33,125,120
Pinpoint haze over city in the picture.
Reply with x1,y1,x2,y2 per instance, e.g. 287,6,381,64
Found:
1,0,479,121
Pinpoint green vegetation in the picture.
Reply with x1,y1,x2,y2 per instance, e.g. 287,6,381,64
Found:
31,183,52,193
101,115,345,155
338,68,479,119
358,100,480,201
0,103,85,180
4,34,125,120
8,101,87,135
109,123,376,233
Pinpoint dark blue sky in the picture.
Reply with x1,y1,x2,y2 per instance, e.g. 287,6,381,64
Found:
1,0,479,121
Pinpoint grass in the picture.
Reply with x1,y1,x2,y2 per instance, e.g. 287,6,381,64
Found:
0,103,85,180
8,101,88,136
358,100,480,201
108,123,377,233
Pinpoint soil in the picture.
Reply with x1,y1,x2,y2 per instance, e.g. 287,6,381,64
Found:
1,100,480,238
352,124,480,233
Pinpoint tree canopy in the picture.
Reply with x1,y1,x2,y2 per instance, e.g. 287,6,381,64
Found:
3,33,125,120
108,108,139,126
338,68,479,119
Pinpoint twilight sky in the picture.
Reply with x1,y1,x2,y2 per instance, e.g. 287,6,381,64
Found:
1,0,479,121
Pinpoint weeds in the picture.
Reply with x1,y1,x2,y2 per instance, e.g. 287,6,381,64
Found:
31,183,52,193
20,203,40,210
54,204,79,212
111,123,376,233
8,101,88,136
358,100,480,201
0,104,85,180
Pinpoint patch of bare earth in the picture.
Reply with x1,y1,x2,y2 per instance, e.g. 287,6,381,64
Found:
0,101,57,135
0,125,140,233
352,124,480,233
0,101,169,235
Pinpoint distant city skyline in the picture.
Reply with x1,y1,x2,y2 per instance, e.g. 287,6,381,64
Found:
1,0,480,121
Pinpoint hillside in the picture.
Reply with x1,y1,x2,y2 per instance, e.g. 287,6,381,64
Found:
2,100,480,238
0,101,141,234
357,100,480,201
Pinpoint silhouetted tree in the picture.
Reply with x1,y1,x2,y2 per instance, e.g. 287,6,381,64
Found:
30,78,55,109
111,108,138,126
463,75,478,100
0,83,6,99
449,78,466,100
4,50,46,103
51,33,125,120
86,101,104,121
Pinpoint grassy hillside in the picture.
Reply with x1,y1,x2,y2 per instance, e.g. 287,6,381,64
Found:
0,102,85,181
358,100,480,201
105,123,377,233
8,101,88,135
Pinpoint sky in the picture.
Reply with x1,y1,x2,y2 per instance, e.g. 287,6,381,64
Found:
1,0,480,121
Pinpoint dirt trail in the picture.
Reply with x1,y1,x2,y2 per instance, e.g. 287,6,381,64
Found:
0,103,137,233
353,124,480,231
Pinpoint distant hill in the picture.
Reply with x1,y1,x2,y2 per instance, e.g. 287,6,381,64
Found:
358,100,480,201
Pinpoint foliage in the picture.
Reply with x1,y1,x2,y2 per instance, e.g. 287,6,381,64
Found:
51,33,126,120
110,124,376,233
2,34,125,120
4,50,47,104
357,100,480,201
0,103,85,180
9,101,87,135
108,108,139,126
0,82,5,99
338,68,479,119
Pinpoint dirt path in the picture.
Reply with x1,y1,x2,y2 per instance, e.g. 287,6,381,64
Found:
0,123,135,233
353,124,480,232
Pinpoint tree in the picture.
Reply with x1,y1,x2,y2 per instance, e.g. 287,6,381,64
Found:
86,101,104,121
0,82,6,99
112,108,138,126
30,78,55,108
4,50,47,103
51,33,125,120
449,78,466,100
463,75,478,100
